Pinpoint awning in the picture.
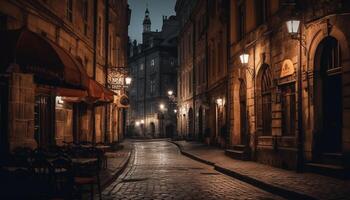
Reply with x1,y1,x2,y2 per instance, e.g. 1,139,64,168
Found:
54,87,88,98
84,78,116,103
0,28,87,89
0,28,116,104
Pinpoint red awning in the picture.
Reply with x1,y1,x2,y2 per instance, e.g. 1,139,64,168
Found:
54,87,88,98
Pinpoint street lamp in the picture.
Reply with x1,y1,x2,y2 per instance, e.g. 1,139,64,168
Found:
159,103,165,111
286,19,300,35
140,119,145,124
125,76,132,85
135,121,140,126
286,18,304,172
239,53,249,65
167,90,174,96
174,109,177,114
216,98,223,107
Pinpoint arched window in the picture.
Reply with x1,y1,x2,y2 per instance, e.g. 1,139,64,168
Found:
261,66,272,135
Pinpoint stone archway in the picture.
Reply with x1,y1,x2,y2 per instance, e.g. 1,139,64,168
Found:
314,36,343,154
188,108,194,139
239,80,248,145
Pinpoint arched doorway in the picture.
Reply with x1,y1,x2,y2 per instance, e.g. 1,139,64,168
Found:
239,80,248,145
260,65,273,136
165,124,175,138
150,122,155,137
188,108,194,139
314,36,342,154
198,106,203,141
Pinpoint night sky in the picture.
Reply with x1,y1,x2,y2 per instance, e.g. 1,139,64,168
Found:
128,0,176,43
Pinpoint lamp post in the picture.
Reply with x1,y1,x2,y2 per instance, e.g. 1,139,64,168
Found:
286,18,305,172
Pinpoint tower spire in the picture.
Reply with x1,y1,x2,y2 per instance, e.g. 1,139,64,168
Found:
143,6,151,33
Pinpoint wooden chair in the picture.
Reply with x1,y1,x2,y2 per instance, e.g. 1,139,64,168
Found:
74,148,102,200
51,157,75,200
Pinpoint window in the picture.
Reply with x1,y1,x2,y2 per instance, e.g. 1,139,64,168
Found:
82,0,88,35
151,59,155,67
66,0,73,22
281,84,296,136
140,63,144,71
150,80,156,95
255,0,269,25
238,2,245,40
261,66,272,135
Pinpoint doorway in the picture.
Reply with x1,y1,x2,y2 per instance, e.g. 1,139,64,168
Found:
188,108,194,139
198,106,203,141
34,95,55,147
239,80,248,145
0,78,9,157
315,36,342,154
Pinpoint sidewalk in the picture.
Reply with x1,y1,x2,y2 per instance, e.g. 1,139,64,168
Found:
171,140,350,200
100,140,133,188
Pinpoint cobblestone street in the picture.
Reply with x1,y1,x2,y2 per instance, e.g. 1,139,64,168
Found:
102,140,284,200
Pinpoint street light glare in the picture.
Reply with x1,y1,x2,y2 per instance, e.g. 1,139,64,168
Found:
168,90,173,96
159,104,165,110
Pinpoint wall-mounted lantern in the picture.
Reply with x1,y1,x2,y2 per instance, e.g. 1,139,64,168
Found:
239,53,249,65
216,98,224,107
286,20,300,35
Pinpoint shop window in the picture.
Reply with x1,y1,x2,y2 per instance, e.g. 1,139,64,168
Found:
281,84,296,136
261,66,272,135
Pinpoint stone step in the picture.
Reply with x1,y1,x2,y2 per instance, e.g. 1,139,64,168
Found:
225,149,249,161
232,144,246,151
305,162,349,179
322,152,343,166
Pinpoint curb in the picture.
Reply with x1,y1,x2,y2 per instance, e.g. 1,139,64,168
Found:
170,141,316,200
101,149,133,190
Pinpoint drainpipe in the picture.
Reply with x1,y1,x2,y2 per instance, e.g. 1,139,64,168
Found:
92,0,98,144
104,0,109,143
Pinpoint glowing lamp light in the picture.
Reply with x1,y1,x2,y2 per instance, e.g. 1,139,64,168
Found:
167,90,174,96
174,109,178,113
135,121,140,126
140,120,145,124
239,53,249,64
125,77,132,85
286,20,300,34
216,98,223,106
159,104,165,110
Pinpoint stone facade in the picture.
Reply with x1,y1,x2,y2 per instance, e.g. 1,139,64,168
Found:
176,0,229,146
0,0,130,152
228,0,350,172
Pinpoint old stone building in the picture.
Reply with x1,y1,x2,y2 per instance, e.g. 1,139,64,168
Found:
175,0,196,139
0,0,130,155
127,8,178,138
176,0,229,146
227,0,350,175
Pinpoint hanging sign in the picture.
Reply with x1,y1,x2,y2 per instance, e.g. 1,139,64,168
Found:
280,59,295,78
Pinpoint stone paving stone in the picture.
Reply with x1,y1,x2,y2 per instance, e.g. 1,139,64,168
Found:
174,140,350,200
102,140,284,200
